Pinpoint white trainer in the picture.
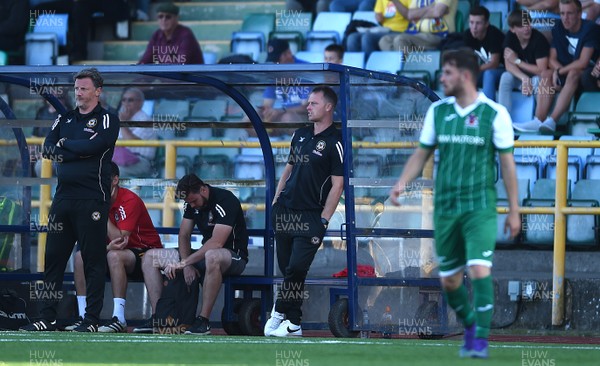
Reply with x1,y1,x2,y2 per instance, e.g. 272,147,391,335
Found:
539,117,556,133
271,320,302,337
513,118,542,132
264,311,284,336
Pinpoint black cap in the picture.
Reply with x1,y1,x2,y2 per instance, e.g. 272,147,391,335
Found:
175,174,205,199
266,39,290,63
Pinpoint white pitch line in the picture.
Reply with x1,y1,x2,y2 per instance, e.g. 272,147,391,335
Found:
0,334,599,351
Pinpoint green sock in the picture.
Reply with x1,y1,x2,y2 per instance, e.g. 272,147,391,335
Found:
472,276,494,339
444,284,475,327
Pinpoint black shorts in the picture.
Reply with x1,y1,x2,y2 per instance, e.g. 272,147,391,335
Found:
191,249,247,280
127,247,151,281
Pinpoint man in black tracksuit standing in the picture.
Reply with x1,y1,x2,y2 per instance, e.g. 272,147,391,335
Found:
264,86,344,337
21,68,120,332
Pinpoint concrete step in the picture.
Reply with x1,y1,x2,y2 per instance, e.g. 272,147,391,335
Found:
103,40,230,61
153,1,285,21
131,20,241,41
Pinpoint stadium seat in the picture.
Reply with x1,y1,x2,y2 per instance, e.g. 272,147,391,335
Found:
360,136,395,160
366,51,403,74
353,154,383,198
274,11,312,37
457,0,471,31
568,179,600,245
269,31,303,54
194,154,231,180
495,178,531,204
400,50,441,88
509,91,535,124
158,155,191,179
568,92,600,137
343,52,365,69
231,32,264,62
305,12,352,52
512,135,554,192
241,13,276,49
295,51,324,63
384,153,411,178
33,13,69,46
480,0,509,28
545,135,594,191
189,100,228,121
0,51,7,66
152,99,190,122
25,33,58,65
352,11,377,24
586,155,600,179
234,154,265,180
489,11,503,30
26,13,70,65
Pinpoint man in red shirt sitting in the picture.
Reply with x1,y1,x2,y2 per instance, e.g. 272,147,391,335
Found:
65,161,163,332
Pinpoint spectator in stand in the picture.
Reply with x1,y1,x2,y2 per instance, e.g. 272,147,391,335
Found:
498,10,550,120
589,57,600,89
260,39,309,126
0,0,28,57
113,87,157,178
138,2,204,64
583,0,600,21
516,0,560,41
513,0,600,133
463,5,505,101
286,0,331,16
70,0,131,63
324,43,344,64
379,0,457,54
330,0,376,12
346,0,410,60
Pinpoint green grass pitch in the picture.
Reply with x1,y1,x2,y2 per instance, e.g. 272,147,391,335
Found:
1,332,599,366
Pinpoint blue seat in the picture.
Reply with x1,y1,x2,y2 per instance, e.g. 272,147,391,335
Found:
545,135,594,191
189,99,228,121
194,154,231,180
231,32,264,62
366,51,403,74
509,91,535,124
295,51,324,63
568,179,600,246
305,12,352,52
343,52,365,69
33,13,69,46
400,50,441,87
234,155,265,180
512,135,554,192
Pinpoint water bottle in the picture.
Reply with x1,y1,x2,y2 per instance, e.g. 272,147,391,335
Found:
382,306,393,339
360,309,370,339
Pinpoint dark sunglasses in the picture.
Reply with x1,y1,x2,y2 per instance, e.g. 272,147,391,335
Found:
157,13,173,20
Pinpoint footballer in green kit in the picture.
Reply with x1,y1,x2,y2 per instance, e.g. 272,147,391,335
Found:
390,49,521,359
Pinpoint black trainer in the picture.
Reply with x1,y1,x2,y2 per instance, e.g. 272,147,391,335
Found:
133,316,156,334
184,316,211,335
72,319,98,332
19,319,57,332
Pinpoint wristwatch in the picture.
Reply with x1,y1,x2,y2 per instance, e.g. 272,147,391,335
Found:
321,217,329,227
515,58,522,65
